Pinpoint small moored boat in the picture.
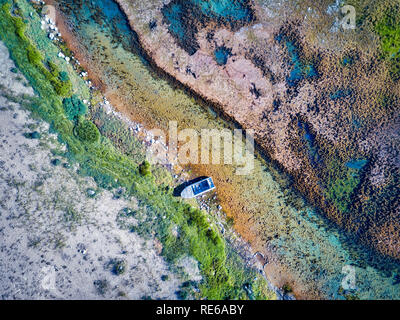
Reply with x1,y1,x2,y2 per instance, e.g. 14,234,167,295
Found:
180,177,216,199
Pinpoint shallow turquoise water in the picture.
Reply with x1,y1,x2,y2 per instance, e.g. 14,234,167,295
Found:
192,0,253,21
56,0,400,299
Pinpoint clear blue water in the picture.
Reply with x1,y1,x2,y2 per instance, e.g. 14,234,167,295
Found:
285,40,318,87
352,116,362,129
58,0,140,53
346,159,368,170
330,88,352,100
214,46,231,65
342,56,354,66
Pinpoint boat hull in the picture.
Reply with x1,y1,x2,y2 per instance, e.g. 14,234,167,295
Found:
181,177,216,199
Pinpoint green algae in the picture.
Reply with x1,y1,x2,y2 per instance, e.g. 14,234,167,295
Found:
63,95,88,120
74,119,100,143
347,0,400,80
374,5,400,80
327,166,361,213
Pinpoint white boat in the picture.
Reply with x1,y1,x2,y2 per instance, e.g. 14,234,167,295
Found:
180,177,216,199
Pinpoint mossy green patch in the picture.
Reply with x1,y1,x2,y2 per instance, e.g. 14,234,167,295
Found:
139,160,151,177
74,119,100,143
374,5,400,80
325,160,362,213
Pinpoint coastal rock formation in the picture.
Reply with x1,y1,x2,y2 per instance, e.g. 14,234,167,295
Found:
116,0,400,259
